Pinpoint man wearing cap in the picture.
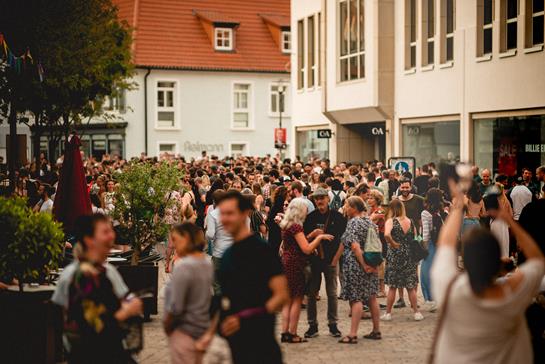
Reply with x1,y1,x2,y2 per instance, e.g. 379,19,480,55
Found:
303,187,347,339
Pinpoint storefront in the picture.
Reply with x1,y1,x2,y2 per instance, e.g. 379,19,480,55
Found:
296,126,330,162
473,113,545,176
402,119,460,168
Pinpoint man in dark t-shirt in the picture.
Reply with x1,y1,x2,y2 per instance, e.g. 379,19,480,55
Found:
414,165,431,197
303,187,347,338
398,178,425,231
217,191,289,364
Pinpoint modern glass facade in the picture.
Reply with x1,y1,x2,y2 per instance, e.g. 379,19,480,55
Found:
297,129,329,162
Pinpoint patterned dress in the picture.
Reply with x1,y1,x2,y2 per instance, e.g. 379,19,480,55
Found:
339,217,379,303
385,218,419,289
281,223,307,298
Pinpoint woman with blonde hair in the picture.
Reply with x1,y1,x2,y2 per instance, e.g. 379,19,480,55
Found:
279,199,333,343
381,199,423,321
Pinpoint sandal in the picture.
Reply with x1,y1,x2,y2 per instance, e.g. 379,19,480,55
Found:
280,332,292,343
338,336,358,344
287,334,308,343
363,331,382,340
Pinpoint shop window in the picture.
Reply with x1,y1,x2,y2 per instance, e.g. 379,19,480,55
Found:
297,130,329,162
477,0,494,56
473,115,545,176
157,81,176,128
402,121,460,167
339,0,365,81
92,138,107,160
232,83,251,128
405,0,418,69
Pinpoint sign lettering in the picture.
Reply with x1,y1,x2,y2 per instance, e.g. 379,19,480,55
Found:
317,129,332,138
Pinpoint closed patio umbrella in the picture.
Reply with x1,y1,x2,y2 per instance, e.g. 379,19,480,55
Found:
53,134,91,233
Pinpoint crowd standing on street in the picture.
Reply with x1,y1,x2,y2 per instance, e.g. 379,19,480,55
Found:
2,150,545,363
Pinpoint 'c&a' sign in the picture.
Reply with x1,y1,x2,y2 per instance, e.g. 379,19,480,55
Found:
371,127,384,135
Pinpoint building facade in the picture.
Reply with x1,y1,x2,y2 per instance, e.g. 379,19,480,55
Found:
292,0,545,174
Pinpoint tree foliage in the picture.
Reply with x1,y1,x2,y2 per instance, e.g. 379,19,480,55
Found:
112,162,185,265
0,196,65,291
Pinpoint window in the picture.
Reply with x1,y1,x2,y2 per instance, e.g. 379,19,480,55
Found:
229,143,248,158
405,0,417,69
297,20,305,89
270,84,286,115
478,0,494,56
317,12,322,86
526,0,544,46
215,28,233,51
422,0,436,66
157,81,176,128
281,31,291,53
158,143,177,156
233,83,251,128
339,0,365,81
441,0,455,62
403,121,460,167
308,15,316,87
105,87,126,113
501,0,518,51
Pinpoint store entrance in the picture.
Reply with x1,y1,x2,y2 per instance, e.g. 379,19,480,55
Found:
344,122,386,163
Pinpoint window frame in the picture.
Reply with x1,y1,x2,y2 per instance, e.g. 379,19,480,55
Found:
477,0,495,57
228,141,249,158
440,0,456,64
308,15,316,88
214,27,234,51
530,0,545,46
231,81,254,130
297,19,305,90
155,80,178,130
281,31,291,53
157,141,179,157
269,83,289,117
338,0,365,82
422,0,437,66
405,0,418,70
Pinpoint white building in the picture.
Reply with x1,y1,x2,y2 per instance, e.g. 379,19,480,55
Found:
0,0,292,163
292,0,545,175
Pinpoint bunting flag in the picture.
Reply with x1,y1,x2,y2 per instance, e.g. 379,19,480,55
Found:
0,32,43,81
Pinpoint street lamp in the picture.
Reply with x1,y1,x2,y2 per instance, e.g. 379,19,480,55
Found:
276,81,287,159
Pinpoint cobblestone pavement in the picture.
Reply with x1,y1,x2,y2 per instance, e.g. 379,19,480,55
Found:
138,265,437,364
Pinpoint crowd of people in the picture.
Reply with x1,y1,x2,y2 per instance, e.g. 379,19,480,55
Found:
3,150,545,363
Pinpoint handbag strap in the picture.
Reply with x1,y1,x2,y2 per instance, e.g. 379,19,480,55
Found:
428,273,461,364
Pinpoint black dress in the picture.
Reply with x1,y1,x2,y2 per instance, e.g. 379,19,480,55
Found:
384,219,419,289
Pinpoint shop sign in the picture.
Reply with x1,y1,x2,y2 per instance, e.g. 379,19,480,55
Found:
274,128,287,149
317,129,332,138
525,144,545,152
183,141,224,153
371,127,385,135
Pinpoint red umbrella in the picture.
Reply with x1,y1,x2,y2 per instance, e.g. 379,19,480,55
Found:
53,134,92,233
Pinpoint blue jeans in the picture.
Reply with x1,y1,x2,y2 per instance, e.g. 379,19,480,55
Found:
420,239,436,302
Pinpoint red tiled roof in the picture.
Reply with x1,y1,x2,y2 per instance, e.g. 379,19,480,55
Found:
193,9,240,26
114,0,290,73
260,13,290,29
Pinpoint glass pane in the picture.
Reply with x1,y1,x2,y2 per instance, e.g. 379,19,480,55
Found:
484,28,493,54
403,121,460,167
484,0,493,25
410,0,416,42
158,111,174,122
279,93,285,113
534,0,544,13
359,0,364,51
446,37,454,61
233,113,249,128
359,54,365,78
507,0,518,19
340,1,348,56
157,91,164,107
349,55,358,80
507,22,517,49
234,84,249,90
410,45,416,67
240,93,248,108
534,16,544,45
428,41,434,64
340,58,349,81
446,0,454,33
158,82,174,88
108,140,123,158
428,0,435,37
271,94,277,113
166,91,173,107
349,0,358,53
159,144,175,152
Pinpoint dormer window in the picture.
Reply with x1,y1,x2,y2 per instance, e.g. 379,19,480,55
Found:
281,31,291,53
215,27,233,51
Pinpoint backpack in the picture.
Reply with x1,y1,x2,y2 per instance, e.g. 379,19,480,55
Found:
363,223,384,267
329,190,343,211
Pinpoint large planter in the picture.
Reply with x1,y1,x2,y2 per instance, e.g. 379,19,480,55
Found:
0,286,63,364
116,264,159,320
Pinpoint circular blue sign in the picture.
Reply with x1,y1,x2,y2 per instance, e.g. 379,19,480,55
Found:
394,161,409,173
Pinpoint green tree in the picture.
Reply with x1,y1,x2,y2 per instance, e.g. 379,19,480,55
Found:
0,0,134,189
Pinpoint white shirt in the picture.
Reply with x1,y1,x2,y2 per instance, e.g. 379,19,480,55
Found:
431,246,544,364
205,207,233,259
40,199,54,214
490,218,510,258
510,185,532,220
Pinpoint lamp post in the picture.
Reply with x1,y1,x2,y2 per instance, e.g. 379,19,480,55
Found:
276,82,286,159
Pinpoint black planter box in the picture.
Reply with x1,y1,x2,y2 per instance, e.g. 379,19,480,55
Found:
117,264,159,319
0,287,63,364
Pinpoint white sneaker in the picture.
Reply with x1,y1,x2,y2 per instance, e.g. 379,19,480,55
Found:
380,313,392,321
414,312,424,321
428,301,437,313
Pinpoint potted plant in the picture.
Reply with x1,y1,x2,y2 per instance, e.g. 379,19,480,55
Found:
112,161,184,317
0,196,65,364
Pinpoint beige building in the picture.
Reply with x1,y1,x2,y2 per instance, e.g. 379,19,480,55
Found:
292,0,545,175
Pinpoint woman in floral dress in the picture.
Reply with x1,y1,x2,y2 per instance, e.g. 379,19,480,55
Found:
336,196,381,344
279,199,333,343
382,199,424,321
